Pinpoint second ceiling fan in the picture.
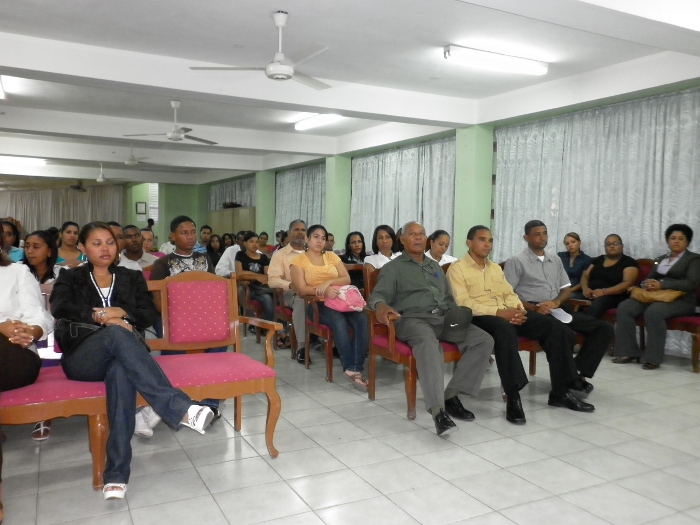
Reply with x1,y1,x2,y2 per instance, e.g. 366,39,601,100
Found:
124,100,217,145
190,11,331,91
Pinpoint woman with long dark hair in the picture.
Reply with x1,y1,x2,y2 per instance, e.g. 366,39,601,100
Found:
364,225,400,270
56,221,86,268
50,222,215,500
425,229,457,266
22,230,60,284
340,231,367,289
206,234,224,267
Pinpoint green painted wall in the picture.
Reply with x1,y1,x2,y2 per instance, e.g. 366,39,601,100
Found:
324,155,352,243
255,170,276,235
453,126,494,259
122,182,150,229
160,183,209,243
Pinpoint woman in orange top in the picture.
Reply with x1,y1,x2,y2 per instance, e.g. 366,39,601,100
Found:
290,225,369,390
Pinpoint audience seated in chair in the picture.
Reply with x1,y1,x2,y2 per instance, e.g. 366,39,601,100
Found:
425,229,457,267
340,231,366,289
291,224,369,389
613,224,700,370
504,220,614,400
50,221,215,501
579,234,639,318
448,225,598,422
368,221,492,436
122,225,159,270
268,220,309,363
235,231,274,323
364,225,401,271
1,219,25,263
557,232,592,300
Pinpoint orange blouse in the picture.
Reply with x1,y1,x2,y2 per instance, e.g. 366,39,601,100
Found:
290,252,341,287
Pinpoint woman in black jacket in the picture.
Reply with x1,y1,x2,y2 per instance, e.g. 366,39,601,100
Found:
50,222,215,500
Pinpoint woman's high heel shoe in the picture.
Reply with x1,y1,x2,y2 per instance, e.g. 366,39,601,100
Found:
611,356,640,364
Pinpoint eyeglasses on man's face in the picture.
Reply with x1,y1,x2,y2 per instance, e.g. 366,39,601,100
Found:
605,241,622,247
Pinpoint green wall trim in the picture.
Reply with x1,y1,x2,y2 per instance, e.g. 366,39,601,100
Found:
324,155,352,243
255,170,276,235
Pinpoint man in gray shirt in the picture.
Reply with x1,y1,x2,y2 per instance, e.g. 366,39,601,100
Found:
505,220,614,409
369,221,493,437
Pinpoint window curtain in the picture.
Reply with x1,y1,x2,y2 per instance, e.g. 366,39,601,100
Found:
274,163,325,233
350,136,456,252
0,184,124,234
494,88,700,357
209,176,255,211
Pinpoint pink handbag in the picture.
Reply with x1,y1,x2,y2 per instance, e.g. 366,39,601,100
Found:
324,285,366,312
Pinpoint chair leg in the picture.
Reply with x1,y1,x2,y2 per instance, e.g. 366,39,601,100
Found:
404,362,417,420
88,414,108,490
290,323,297,360
693,333,700,373
368,349,376,401
325,336,334,382
234,396,242,432
304,330,311,370
529,351,537,376
264,386,281,458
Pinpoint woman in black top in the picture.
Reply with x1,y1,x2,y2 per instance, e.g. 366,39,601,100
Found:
235,231,273,321
206,234,224,267
580,234,639,319
50,222,215,500
340,231,366,290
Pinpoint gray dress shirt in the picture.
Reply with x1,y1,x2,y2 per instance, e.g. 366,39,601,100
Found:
504,248,571,303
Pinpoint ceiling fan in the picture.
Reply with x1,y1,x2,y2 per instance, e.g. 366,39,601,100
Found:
69,180,87,192
124,100,218,145
125,144,148,166
190,11,331,90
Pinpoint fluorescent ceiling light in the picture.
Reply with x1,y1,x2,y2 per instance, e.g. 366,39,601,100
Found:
0,156,46,167
444,45,548,76
577,0,700,32
0,78,4,99
294,113,344,131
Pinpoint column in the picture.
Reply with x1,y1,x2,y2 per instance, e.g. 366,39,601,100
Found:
453,126,494,259
255,170,276,234
324,155,352,242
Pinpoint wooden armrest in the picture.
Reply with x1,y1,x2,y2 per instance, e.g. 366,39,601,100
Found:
567,299,591,312
238,317,284,367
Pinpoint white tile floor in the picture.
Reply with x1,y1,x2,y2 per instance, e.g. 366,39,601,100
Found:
3,339,700,525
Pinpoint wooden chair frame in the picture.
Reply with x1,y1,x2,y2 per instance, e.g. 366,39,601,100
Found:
273,288,298,359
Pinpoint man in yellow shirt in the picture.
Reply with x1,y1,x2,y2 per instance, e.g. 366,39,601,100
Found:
447,225,594,424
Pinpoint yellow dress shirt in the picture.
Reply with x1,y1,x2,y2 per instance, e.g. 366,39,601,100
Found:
447,254,522,316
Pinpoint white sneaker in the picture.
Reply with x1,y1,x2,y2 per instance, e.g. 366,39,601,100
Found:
141,406,162,429
181,405,214,434
134,409,153,439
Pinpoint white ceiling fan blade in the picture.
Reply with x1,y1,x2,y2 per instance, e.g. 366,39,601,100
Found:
288,43,329,67
292,72,331,90
190,66,265,71
124,133,166,137
176,127,193,134
184,135,218,146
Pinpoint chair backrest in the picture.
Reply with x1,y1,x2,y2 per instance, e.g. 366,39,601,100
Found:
637,258,654,283
363,265,380,298
147,271,241,352
442,262,451,273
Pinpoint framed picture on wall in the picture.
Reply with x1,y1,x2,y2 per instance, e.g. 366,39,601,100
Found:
135,202,147,214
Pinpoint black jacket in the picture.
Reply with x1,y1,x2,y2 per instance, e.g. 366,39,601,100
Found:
50,264,156,353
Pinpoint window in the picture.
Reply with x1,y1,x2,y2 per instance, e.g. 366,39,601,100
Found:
148,183,159,223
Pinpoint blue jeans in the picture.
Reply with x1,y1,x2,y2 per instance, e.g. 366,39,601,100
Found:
309,303,369,373
60,326,192,484
250,290,275,321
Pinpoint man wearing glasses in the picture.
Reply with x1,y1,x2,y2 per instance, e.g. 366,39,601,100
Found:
368,221,492,437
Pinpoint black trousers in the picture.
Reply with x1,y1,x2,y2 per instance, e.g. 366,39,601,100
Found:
585,294,626,320
472,311,578,396
563,307,615,378
0,334,43,483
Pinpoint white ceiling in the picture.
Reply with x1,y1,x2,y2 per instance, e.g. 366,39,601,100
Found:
0,0,699,189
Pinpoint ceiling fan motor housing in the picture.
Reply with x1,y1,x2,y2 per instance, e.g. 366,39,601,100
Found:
166,130,185,141
266,62,293,80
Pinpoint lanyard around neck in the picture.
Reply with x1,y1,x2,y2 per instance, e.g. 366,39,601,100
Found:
89,272,114,308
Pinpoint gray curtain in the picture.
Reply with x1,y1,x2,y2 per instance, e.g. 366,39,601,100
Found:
274,163,326,233
0,184,124,233
494,88,700,357
350,136,456,252
209,177,255,211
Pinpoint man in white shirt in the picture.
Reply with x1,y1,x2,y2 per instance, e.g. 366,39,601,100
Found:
121,225,159,270
159,240,175,255
268,220,308,363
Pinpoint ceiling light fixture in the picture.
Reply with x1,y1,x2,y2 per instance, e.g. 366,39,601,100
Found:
0,78,5,99
443,45,548,76
0,156,46,167
294,113,344,131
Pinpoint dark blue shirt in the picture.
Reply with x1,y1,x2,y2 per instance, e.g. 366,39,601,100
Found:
557,251,593,288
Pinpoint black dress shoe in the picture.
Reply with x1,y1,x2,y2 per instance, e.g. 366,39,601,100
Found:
444,396,475,421
612,356,640,364
296,349,312,365
434,409,457,437
642,362,660,370
506,398,526,424
548,391,595,412
569,377,594,397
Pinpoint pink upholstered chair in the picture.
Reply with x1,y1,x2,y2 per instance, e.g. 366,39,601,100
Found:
147,272,283,429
